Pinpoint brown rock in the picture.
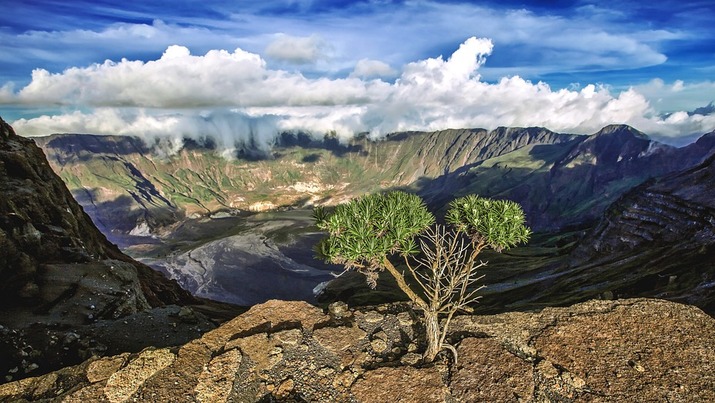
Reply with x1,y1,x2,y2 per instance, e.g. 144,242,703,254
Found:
103,348,176,402
451,337,534,401
129,340,213,402
352,366,450,402
313,325,367,368
1,298,715,402
86,354,130,383
200,299,328,350
194,348,242,403
533,299,715,402
275,378,295,399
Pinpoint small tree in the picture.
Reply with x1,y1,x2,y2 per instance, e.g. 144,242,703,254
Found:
314,192,530,362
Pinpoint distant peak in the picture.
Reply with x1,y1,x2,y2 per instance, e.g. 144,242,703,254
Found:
690,102,715,116
693,129,715,148
592,124,649,140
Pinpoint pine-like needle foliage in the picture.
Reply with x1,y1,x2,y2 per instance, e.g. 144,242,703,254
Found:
314,191,434,286
445,195,531,252
314,191,531,362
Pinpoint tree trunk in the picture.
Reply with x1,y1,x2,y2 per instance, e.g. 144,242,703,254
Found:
381,257,427,310
423,310,440,362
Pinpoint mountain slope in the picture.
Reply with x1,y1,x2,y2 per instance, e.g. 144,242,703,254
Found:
488,150,715,313
0,117,214,383
417,125,699,230
34,127,579,236
564,151,715,310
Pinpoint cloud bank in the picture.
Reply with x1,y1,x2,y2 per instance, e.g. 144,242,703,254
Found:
5,37,714,151
265,34,330,64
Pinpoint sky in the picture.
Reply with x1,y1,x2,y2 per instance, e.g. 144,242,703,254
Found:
1,0,714,149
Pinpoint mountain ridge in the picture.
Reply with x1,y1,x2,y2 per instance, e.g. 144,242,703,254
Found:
35,124,707,237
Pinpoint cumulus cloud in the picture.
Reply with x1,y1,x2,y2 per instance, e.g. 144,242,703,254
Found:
264,34,330,64
633,79,715,112
10,45,387,108
6,37,715,152
350,59,396,79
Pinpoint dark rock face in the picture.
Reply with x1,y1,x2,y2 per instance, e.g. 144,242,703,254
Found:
565,152,715,312
0,119,112,302
0,117,194,309
419,124,714,231
1,298,713,402
0,117,201,383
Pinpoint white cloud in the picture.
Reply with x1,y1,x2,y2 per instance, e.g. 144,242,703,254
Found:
264,34,330,64
0,83,14,102
1,1,680,86
9,45,388,108
350,59,396,79
7,37,715,151
633,79,715,112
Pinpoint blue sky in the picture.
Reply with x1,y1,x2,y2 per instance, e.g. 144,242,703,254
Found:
1,0,714,145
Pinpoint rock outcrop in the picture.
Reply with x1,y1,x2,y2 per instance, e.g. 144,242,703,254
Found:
0,117,194,308
558,151,715,312
2,298,713,402
0,117,208,383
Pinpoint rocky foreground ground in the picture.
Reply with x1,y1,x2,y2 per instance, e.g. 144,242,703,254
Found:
1,297,713,402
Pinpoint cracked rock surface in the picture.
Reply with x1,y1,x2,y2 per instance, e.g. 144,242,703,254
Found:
1,298,713,402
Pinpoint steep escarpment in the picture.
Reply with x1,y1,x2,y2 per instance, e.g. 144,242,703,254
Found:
565,152,715,311
420,124,707,230
0,117,193,308
0,117,209,384
486,150,715,314
34,127,578,235
1,298,713,402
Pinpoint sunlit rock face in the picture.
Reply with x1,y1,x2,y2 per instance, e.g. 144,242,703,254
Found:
1,298,714,402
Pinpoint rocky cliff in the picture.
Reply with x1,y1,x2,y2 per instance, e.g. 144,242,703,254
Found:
34,127,581,235
1,298,713,402
0,117,194,308
472,146,715,315
564,150,715,312
0,117,218,384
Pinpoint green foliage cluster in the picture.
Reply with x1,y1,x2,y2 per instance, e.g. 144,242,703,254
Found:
314,191,435,269
314,191,531,362
446,195,531,252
